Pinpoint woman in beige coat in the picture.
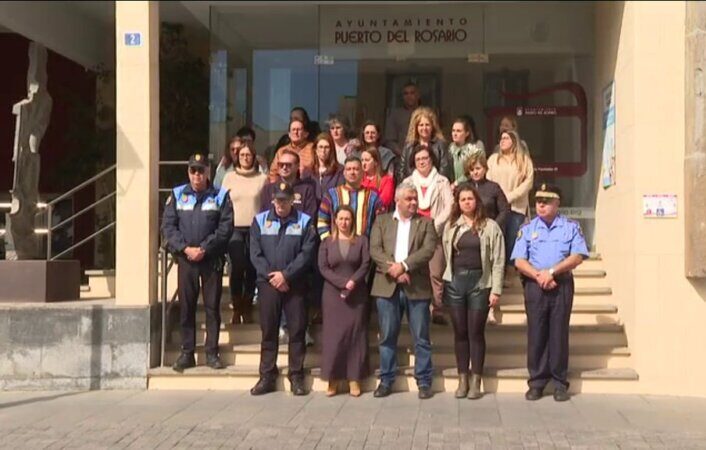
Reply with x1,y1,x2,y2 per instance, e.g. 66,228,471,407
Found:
442,183,505,399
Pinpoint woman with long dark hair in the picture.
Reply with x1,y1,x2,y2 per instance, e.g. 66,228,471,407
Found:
360,146,394,211
353,120,397,175
442,183,505,399
309,132,345,202
449,115,485,186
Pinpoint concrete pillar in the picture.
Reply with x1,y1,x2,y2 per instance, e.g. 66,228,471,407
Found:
685,2,706,278
115,1,159,305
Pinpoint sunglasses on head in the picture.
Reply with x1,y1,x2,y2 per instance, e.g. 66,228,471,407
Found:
189,167,205,174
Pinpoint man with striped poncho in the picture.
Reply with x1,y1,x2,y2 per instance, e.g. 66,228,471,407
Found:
317,156,384,239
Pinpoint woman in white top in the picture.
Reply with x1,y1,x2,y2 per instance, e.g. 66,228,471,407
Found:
487,129,534,265
402,145,454,323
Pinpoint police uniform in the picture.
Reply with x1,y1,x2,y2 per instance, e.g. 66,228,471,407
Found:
249,182,319,394
161,154,233,371
510,184,589,396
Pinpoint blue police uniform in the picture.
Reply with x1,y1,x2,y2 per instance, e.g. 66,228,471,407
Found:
250,206,318,384
510,213,589,392
161,182,233,359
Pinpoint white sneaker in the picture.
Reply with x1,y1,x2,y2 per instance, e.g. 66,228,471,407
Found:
305,330,315,347
278,327,289,344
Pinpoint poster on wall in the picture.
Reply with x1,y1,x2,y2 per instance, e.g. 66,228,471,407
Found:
601,81,616,188
642,194,677,218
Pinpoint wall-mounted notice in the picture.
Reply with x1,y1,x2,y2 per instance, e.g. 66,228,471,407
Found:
643,194,677,218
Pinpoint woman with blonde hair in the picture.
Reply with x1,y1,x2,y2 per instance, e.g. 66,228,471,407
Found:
494,115,530,154
396,106,453,183
487,129,534,267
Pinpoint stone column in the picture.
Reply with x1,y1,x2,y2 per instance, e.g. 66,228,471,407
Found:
685,2,706,278
115,1,159,304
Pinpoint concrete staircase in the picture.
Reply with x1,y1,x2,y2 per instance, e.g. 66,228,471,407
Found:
80,269,116,300
148,255,640,393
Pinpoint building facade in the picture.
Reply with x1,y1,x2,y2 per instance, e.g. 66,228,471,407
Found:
0,1,705,397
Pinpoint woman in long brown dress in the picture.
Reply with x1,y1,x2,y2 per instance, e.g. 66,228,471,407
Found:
318,205,371,397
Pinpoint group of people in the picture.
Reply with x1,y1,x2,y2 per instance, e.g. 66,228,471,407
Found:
161,82,589,402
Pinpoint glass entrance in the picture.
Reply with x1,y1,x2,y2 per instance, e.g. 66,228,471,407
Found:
209,1,597,243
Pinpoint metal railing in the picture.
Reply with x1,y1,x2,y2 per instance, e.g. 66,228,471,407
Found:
45,164,116,260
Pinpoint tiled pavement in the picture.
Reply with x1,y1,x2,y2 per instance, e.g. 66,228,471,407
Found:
1,390,705,449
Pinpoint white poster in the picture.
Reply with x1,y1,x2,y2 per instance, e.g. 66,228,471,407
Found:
642,194,677,218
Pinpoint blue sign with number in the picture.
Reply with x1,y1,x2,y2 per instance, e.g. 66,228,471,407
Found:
124,32,142,47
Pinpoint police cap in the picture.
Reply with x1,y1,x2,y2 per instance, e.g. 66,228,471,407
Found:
274,181,295,200
188,153,208,169
535,183,562,201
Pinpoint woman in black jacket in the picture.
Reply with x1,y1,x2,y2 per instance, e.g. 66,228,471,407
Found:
464,153,510,231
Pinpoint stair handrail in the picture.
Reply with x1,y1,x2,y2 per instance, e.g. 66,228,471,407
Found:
46,164,116,260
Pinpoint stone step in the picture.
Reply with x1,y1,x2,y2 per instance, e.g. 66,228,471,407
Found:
496,304,619,325
147,365,639,394
188,303,620,330
163,344,632,370
177,322,627,347
80,270,115,300
189,286,616,321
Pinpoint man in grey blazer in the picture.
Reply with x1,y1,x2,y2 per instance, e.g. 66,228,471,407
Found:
369,181,438,399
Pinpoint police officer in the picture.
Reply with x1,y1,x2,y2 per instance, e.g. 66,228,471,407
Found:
249,182,318,396
510,184,589,401
162,153,233,372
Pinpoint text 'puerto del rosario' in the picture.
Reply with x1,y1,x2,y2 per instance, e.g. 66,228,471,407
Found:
334,17,469,44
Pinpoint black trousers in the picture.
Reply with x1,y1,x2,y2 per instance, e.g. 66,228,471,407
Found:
227,227,256,301
258,281,307,382
524,276,574,390
178,256,223,355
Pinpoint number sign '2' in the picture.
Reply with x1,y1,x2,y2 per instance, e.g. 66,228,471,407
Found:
124,32,142,47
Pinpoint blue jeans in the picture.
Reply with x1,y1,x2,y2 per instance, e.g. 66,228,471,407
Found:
505,211,526,265
376,288,433,388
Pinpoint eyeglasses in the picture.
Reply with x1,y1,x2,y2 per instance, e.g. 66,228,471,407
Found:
278,162,294,168
189,167,205,175
415,156,430,162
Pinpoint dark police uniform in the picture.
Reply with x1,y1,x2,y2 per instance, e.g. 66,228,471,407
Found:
250,183,318,391
161,155,233,370
510,185,589,394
